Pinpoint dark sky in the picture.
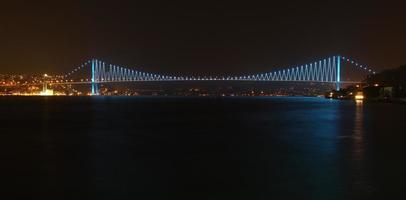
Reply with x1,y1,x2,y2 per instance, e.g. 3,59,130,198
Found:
0,0,405,75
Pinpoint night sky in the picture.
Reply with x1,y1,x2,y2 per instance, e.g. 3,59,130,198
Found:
1,0,405,75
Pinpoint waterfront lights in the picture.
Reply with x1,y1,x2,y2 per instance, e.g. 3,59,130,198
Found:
39,89,54,96
355,92,364,100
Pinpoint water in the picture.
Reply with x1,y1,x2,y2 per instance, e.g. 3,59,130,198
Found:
1,97,406,199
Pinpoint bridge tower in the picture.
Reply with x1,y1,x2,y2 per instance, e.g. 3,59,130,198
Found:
336,55,341,91
91,59,99,95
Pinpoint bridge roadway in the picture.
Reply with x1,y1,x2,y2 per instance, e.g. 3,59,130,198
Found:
0,80,363,87
48,80,363,85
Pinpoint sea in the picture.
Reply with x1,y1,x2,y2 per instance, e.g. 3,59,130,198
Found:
1,96,406,200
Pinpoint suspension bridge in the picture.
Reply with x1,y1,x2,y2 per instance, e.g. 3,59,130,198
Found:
52,55,376,95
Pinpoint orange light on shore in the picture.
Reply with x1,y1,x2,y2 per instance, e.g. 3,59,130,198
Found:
354,91,364,100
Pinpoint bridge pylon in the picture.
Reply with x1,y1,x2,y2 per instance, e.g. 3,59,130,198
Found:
91,59,99,95
336,55,341,91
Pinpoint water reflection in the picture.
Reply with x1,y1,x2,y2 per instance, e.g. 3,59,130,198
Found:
350,100,375,197
353,100,364,160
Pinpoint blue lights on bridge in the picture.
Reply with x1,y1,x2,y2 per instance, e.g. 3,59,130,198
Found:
337,55,341,91
61,55,377,95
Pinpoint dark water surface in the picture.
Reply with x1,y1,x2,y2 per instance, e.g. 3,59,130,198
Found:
1,97,406,199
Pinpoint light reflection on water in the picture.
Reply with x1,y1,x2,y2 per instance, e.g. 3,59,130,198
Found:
350,100,374,196
354,100,364,160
